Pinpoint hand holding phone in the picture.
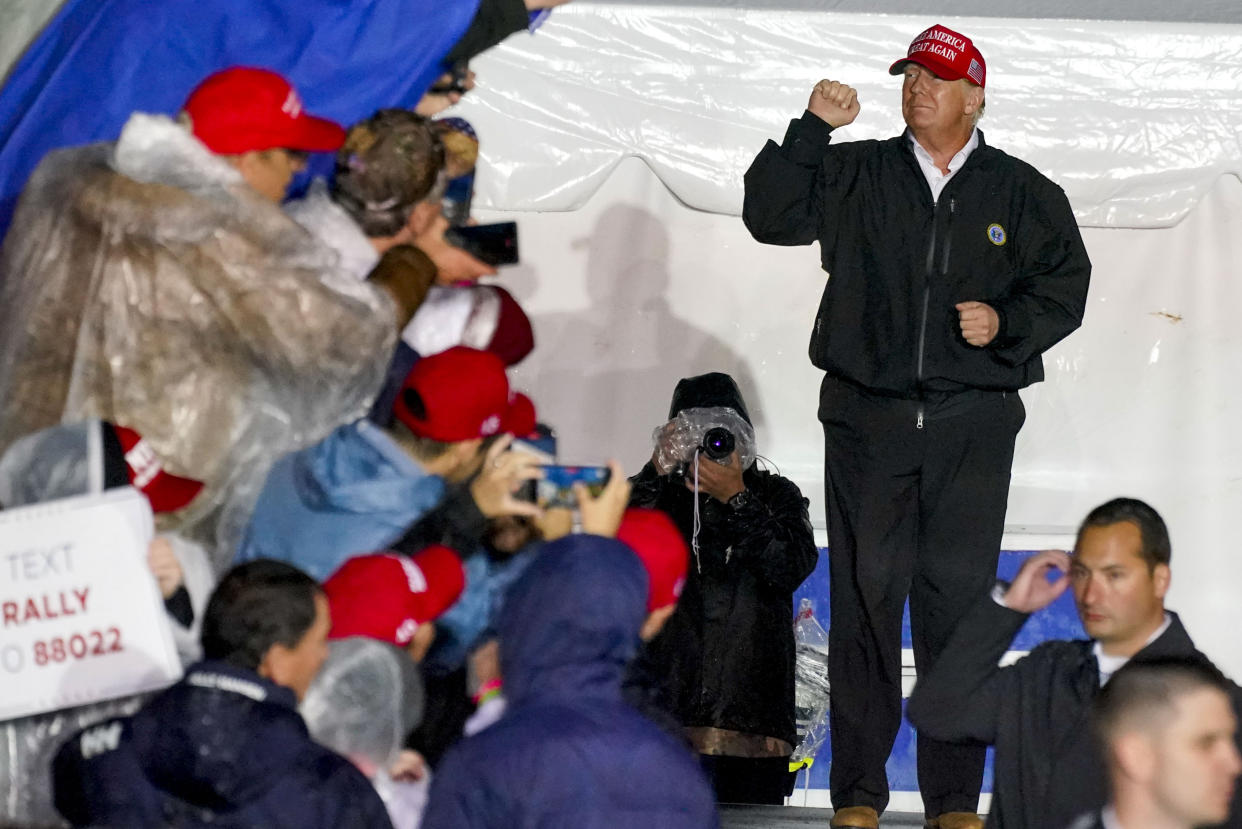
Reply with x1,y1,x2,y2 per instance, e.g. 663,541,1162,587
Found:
444,222,519,268
575,461,630,538
428,61,471,95
535,464,612,509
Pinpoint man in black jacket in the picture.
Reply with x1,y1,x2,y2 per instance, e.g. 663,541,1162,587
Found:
907,498,1242,829
1068,657,1242,829
630,372,818,805
743,23,1091,829
53,560,392,828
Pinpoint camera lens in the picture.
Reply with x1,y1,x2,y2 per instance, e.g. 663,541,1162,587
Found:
701,427,735,461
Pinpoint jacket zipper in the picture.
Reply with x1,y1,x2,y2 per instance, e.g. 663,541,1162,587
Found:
916,202,937,430
916,196,956,430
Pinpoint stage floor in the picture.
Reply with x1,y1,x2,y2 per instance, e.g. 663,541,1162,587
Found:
721,806,925,827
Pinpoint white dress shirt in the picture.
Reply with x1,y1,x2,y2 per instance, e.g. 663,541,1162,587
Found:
908,128,979,204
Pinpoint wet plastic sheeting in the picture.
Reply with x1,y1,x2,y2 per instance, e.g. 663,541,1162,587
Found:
458,6,1242,228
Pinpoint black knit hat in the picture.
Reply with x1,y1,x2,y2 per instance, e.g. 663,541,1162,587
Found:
667,372,751,426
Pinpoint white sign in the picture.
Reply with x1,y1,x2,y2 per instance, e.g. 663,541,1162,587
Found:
0,487,182,720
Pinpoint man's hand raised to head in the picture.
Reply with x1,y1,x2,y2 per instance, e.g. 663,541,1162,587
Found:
808,80,860,129
1002,549,1072,614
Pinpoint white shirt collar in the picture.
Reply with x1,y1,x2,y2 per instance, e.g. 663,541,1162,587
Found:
1100,806,1124,829
1094,613,1172,686
907,128,979,203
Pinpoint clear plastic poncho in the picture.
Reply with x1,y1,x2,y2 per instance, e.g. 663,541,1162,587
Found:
0,114,396,566
301,637,425,779
791,598,831,767
1,694,148,827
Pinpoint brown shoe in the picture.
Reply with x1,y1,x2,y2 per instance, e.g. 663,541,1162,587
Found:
831,806,880,829
935,813,984,829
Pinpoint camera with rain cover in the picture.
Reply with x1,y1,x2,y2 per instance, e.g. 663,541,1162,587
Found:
653,407,757,483
672,427,736,479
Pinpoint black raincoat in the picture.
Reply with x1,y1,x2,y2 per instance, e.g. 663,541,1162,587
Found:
630,374,818,747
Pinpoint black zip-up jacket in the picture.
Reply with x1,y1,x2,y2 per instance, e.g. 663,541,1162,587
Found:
629,461,818,748
906,600,1242,829
743,112,1091,397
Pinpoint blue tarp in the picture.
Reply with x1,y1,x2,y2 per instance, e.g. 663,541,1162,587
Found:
0,0,481,237
792,548,1086,795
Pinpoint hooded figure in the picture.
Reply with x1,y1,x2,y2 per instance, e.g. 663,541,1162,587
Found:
422,534,719,829
629,372,818,805
233,419,445,581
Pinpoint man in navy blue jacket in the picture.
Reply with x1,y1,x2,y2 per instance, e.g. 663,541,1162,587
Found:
52,560,392,828
422,533,719,828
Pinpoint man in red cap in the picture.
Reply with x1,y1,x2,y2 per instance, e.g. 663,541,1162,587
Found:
323,547,467,661
0,66,405,563
180,66,347,202
236,346,541,582
743,24,1092,829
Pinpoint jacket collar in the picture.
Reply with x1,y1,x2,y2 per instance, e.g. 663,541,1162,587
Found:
1128,610,1198,661
180,660,298,711
1078,611,1200,677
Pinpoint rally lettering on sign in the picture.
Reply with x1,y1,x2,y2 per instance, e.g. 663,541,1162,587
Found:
0,488,182,720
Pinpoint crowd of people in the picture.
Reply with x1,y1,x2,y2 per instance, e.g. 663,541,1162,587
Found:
0,8,1238,829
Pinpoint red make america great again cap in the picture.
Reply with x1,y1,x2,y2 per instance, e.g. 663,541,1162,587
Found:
889,24,986,88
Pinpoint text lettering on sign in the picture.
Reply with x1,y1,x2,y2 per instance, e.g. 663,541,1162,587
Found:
2,587,89,627
6,543,73,580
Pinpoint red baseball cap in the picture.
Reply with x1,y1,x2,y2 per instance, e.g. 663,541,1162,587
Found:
323,548,466,645
182,67,346,155
616,508,689,612
108,424,204,514
393,346,536,442
484,286,535,367
889,24,986,88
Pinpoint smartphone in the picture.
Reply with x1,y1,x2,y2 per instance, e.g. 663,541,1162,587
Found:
444,222,519,267
535,465,611,509
428,60,470,95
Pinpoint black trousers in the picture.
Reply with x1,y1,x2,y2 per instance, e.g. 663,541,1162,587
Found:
700,755,795,805
820,375,1024,817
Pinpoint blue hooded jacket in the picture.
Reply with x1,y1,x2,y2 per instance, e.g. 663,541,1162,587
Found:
422,534,719,829
423,543,538,676
52,661,392,828
235,420,445,580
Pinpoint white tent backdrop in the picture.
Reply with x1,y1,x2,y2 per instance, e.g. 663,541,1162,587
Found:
457,6,1242,680
459,5,1242,227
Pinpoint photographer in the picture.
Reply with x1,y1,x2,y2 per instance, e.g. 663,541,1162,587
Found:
629,372,818,804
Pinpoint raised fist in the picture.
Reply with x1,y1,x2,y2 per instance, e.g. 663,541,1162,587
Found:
808,79,860,129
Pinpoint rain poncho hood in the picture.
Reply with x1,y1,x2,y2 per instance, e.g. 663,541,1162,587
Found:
235,420,445,581
302,637,425,776
422,533,720,828
424,534,720,825
498,534,647,708
0,113,396,564
668,372,751,426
